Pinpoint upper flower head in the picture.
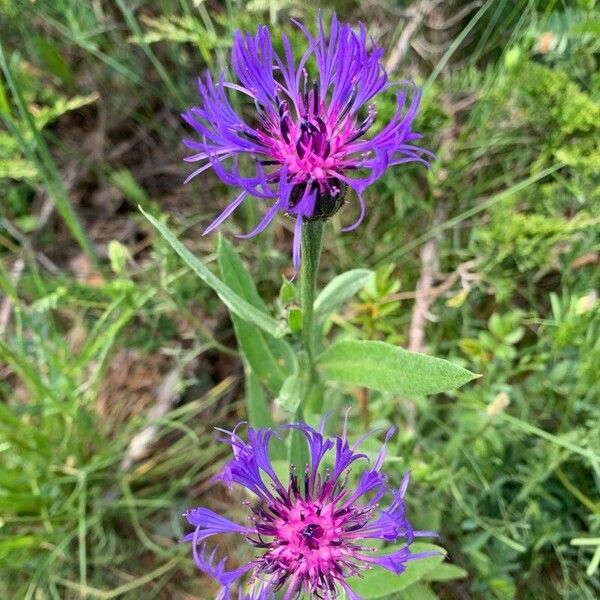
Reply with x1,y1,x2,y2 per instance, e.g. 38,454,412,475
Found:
183,12,433,271
182,416,438,599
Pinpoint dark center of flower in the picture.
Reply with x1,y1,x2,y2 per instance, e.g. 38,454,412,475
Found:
288,179,347,221
299,523,324,550
301,523,323,539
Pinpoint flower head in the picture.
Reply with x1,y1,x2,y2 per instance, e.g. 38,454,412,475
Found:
183,12,433,271
182,416,438,599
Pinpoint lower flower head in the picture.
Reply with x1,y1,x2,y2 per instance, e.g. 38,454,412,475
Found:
182,416,438,599
182,12,433,272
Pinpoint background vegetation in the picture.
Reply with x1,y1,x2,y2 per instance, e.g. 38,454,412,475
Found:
1,0,599,598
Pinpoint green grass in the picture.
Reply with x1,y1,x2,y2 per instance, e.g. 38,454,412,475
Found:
1,0,599,598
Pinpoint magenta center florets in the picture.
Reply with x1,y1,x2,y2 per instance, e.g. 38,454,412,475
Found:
264,83,376,194
241,461,382,598
268,500,345,575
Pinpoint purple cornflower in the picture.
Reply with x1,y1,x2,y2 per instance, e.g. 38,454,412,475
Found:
182,416,438,599
183,13,433,271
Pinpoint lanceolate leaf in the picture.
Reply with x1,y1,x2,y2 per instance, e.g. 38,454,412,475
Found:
314,269,374,321
245,369,276,429
218,237,295,393
246,371,286,459
397,582,438,600
141,208,285,337
317,339,478,396
423,562,468,582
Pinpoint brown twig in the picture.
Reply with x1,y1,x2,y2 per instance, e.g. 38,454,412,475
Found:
427,1,483,30
385,0,444,73
408,203,448,353
403,203,447,435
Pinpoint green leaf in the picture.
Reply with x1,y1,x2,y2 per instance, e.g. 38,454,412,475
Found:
276,372,303,414
401,583,438,600
218,236,296,393
279,279,297,305
287,306,303,333
314,269,374,321
245,370,275,429
275,349,309,414
140,208,285,338
317,340,478,395
107,240,130,275
0,69,9,115
245,371,286,459
33,35,72,85
423,562,468,582
347,543,445,598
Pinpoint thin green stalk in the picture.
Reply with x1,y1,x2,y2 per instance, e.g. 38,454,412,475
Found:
300,220,325,371
289,221,325,468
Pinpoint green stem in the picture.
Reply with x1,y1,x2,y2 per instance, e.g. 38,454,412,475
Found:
300,220,325,371
289,220,325,468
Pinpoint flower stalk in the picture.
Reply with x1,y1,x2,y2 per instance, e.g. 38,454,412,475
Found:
299,219,325,374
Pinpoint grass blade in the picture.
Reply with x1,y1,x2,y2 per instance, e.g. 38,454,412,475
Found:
0,42,98,268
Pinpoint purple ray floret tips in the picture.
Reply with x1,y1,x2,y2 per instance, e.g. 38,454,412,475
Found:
183,12,432,272
182,415,439,599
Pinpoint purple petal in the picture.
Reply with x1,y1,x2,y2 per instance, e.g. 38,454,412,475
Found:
340,581,364,600
285,422,334,491
362,546,442,574
193,541,255,586
398,471,411,498
182,507,251,543
341,190,366,232
184,157,230,184
373,426,396,471
203,191,248,235
236,200,282,239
